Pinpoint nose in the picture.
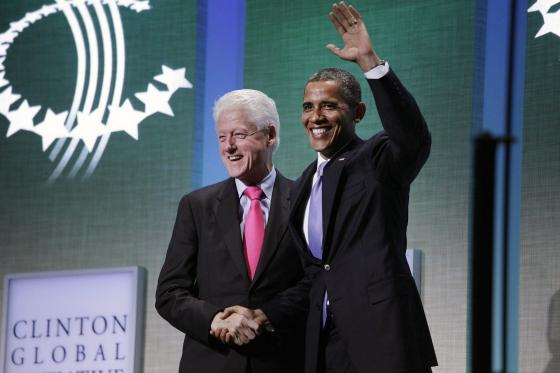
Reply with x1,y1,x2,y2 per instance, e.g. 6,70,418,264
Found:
309,107,325,124
223,134,237,151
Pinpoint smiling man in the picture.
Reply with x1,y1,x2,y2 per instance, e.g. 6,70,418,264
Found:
156,89,308,373
289,2,437,373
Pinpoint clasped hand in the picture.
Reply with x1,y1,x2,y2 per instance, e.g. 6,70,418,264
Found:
210,305,271,346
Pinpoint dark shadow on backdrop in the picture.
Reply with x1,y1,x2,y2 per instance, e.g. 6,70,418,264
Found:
544,288,560,373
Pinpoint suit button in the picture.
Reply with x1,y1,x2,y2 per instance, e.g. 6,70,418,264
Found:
324,264,330,271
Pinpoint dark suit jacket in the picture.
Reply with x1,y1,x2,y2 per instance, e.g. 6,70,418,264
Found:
156,171,308,373
289,70,438,373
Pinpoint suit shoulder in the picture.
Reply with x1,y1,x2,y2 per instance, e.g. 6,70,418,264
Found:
177,179,232,206
275,169,294,186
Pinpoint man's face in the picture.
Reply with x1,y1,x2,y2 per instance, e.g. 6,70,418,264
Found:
301,80,358,159
216,110,274,185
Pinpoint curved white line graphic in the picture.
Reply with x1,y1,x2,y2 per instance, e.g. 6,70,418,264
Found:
69,0,113,179
48,0,90,183
84,0,126,178
49,1,101,182
76,0,99,113
58,0,100,179
92,1,114,112
48,0,87,163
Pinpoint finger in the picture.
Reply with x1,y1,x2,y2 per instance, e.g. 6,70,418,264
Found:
337,1,354,24
328,12,346,35
330,5,348,29
326,44,343,57
217,329,228,342
348,5,362,21
245,317,260,331
234,331,249,345
217,310,232,319
224,305,251,318
221,307,237,318
243,328,257,340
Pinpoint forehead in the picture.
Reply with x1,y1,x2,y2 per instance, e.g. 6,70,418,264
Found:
303,80,344,102
216,109,255,132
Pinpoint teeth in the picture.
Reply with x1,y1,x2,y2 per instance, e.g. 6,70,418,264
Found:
311,128,327,135
228,155,242,161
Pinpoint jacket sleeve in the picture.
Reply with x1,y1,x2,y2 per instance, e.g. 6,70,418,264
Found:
368,68,431,185
155,195,221,346
259,256,314,332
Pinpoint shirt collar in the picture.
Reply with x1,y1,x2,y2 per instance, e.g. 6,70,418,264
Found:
235,167,276,200
316,153,329,172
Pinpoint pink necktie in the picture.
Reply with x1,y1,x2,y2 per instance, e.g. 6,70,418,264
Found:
243,186,265,280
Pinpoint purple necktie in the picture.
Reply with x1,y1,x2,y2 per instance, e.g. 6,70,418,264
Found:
308,162,328,325
308,162,326,259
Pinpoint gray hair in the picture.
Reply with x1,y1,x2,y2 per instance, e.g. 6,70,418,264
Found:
305,68,362,108
213,89,280,152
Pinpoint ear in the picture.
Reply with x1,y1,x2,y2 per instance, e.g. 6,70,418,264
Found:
267,125,277,146
354,102,366,123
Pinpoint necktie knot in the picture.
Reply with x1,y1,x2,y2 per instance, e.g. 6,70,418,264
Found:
317,161,326,178
244,186,263,201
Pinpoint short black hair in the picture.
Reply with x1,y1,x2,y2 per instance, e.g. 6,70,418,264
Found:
305,68,361,108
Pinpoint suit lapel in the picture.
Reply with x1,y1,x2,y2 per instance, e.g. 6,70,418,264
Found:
251,172,290,286
215,179,250,285
322,137,362,260
289,162,320,263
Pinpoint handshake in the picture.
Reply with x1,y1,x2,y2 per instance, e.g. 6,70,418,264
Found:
210,305,273,346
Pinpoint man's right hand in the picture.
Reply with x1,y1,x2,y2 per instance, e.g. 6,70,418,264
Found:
210,310,261,346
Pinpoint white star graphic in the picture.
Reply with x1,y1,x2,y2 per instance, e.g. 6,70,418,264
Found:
131,1,151,13
5,100,41,137
0,44,9,56
0,86,21,114
135,83,174,116
106,99,147,140
116,0,134,7
528,0,559,14
25,11,42,24
40,4,57,16
0,31,18,44
9,19,29,33
529,0,560,38
155,65,192,94
71,109,109,152
0,72,9,88
32,109,70,151
536,10,560,37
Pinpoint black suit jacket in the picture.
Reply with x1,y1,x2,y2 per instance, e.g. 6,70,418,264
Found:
156,171,308,373
289,70,438,373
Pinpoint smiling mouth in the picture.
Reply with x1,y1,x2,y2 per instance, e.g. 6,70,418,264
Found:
227,155,242,161
309,127,331,138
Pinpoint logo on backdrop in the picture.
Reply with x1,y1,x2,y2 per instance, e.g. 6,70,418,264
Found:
528,0,560,38
0,0,192,183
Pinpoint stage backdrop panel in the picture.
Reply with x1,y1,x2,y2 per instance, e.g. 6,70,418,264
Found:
521,4,560,373
0,1,196,372
243,1,474,371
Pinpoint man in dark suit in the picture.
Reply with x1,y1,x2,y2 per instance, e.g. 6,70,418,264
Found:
156,89,308,373
289,2,437,372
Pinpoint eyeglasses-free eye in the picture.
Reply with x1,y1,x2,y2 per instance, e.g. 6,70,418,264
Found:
218,129,262,143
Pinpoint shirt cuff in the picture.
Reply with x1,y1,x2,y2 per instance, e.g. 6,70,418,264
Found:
364,61,390,79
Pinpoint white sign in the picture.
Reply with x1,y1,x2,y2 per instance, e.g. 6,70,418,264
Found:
1,267,146,373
